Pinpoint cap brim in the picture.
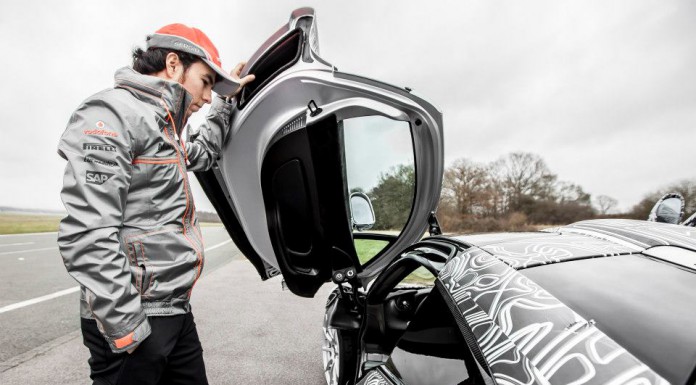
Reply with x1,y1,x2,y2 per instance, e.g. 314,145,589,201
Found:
204,59,241,96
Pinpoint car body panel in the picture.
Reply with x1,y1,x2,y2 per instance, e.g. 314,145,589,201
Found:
523,253,696,385
456,232,637,269
198,8,444,296
351,220,696,384
357,369,393,385
437,246,671,385
560,219,696,251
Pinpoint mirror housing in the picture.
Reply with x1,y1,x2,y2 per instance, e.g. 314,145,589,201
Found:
647,193,684,224
350,192,376,231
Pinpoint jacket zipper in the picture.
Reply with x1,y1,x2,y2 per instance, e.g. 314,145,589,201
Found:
161,104,205,296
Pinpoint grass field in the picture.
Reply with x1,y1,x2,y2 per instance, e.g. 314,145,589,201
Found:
0,213,62,234
354,238,435,286
199,222,224,227
0,213,223,235
355,239,390,264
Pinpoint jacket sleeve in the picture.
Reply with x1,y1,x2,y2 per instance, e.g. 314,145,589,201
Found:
185,96,234,172
57,99,151,353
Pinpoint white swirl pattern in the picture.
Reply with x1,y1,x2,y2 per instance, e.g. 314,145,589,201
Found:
562,219,696,250
439,247,670,385
479,234,635,269
356,370,391,385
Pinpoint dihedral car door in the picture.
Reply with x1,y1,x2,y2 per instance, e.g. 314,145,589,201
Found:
195,8,443,297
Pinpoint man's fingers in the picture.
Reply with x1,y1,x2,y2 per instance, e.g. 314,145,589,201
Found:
231,61,248,78
240,74,255,86
224,61,254,97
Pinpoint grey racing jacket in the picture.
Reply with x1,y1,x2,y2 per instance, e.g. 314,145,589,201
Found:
57,67,232,353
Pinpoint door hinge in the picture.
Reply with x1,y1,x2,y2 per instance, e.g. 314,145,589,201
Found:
307,100,323,117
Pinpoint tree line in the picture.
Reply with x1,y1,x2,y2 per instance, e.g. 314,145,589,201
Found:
364,152,695,232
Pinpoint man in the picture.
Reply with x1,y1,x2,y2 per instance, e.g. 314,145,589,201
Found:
57,24,254,384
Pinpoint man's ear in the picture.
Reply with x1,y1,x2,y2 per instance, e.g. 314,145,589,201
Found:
165,52,184,81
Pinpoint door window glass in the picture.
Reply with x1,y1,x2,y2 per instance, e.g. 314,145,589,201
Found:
342,116,415,264
398,266,436,287
354,239,390,264
383,290,485,385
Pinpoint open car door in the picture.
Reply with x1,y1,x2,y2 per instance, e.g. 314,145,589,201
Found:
196,8,443,297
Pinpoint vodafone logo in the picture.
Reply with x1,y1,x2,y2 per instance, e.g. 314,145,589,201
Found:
84,129,118,137
84,120,118,137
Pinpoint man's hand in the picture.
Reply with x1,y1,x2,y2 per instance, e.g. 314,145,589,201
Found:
228,61,255,98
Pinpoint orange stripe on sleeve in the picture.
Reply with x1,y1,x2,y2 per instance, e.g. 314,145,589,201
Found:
114,332,135,349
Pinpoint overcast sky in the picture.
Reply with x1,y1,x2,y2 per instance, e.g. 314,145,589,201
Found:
1,0,694,213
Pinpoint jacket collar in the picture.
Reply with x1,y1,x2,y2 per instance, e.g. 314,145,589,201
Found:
113,67,193,134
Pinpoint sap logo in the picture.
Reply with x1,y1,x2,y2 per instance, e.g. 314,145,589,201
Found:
83,143,117,152
86,171,114,185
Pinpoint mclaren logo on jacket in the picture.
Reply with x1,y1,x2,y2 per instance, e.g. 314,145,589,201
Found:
84,156,117,168
86,171,114,185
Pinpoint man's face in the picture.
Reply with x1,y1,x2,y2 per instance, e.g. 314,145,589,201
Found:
180,61,216,118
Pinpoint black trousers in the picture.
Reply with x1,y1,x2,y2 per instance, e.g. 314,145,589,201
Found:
81,313,209,385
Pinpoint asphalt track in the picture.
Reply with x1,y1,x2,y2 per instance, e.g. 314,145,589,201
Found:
0,227,332,384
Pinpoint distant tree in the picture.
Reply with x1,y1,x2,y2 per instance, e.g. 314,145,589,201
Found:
595,195,618,215
497,152,557,212
368,164,414,230
629,192,663,220
441,159,493,216
556,182,592,204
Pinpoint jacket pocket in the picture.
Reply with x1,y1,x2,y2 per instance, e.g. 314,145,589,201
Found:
126,241,153,296
123,226,200,300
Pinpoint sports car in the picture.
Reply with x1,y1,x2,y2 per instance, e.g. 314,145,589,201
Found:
195,8,696,385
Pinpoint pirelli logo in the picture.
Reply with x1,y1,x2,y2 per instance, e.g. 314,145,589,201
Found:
83,143,116,152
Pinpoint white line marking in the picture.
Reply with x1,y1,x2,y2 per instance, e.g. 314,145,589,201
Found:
0,239,233,314
0,286,80,314
204,239,232,252
0,247,56,256
0,232,58,238
0,242,34,247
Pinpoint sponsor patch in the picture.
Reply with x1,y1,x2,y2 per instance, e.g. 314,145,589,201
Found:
84,129,118,137
86,171,114,185
157,142,175,152
83,143,117,152
96,121,105,129
84,156,117,168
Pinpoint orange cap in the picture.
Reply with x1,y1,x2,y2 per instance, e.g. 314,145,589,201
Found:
146,23,240,95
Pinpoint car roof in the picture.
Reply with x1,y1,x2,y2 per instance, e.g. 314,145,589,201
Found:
451,219,696,384
521,253,696,385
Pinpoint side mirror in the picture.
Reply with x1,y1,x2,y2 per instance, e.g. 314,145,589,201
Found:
647,193,684,224
682,212,696,227
350,192,376,231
